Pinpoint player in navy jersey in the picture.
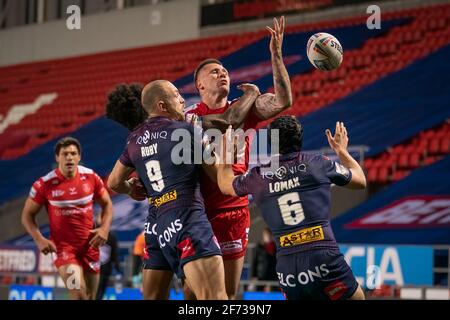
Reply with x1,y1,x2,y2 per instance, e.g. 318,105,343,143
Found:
185,16,293,300
107,79,229,299
105,82,259,299
217,116,366,300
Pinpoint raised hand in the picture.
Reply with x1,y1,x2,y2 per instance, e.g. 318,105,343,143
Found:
266,16,285,55
326,121,349,155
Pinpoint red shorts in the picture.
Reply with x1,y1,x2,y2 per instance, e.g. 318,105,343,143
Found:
54,243,100,273
208,207,250,260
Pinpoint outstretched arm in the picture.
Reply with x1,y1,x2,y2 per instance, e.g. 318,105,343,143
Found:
254,16,293,120
187,84,260,132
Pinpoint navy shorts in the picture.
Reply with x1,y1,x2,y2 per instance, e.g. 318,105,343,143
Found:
143,209,172,273
143,206,221,278
276,247,359,300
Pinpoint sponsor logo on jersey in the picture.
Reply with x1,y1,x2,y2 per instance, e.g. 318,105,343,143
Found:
69,187,77,195
345,196,450,229
82,183,91,193
57,207,90,216
275,166,288,179
148,190,177,207
51,190,65,197
277,264,330,287
88,261,101,272
324,280,348,300
158,219,183,248
144,222,157,235
219,240,242,254
261,164,307,180
177,237,196,260
334,162,350,179
137,130,167,145
279,225,324,247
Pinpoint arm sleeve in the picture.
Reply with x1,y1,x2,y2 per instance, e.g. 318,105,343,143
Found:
29,179,46,205
232,167,258,197
119,141,134,168
321,156,352,186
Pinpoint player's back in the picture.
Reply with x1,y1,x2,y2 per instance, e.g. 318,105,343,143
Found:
234,151,352,255
121,116,203,211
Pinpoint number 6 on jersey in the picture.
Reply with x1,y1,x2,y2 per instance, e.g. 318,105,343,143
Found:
278,192,305,225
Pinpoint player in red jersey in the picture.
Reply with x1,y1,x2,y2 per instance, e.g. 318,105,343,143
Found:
185,16,293,299
21,137,113,300
105,82,259,299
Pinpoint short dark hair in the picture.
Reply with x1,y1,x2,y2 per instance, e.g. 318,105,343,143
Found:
193,59,222,89
269,116,304,154
105,83,148,131
54,137,82,155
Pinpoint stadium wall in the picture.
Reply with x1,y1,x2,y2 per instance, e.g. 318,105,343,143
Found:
0,0,199,67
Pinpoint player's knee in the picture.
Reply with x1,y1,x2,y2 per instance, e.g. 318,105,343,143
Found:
69,289,87,300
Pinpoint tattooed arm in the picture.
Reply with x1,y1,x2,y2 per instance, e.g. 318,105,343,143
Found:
254,16,293,120
187,83,260,133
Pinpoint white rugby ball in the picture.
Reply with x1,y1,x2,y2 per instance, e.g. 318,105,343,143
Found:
306,32,343,71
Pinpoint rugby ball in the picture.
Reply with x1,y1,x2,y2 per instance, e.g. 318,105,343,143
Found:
306,32,343,71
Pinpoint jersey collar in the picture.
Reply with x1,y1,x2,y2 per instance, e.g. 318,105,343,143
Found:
198,101,230,114
55,167,79,181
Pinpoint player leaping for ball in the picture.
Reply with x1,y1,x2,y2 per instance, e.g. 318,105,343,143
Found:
185,16,292,299
217,118,366,300
105,82,259,299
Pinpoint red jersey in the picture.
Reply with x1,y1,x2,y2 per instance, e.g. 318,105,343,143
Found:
29,165,106,249
185,101,262,216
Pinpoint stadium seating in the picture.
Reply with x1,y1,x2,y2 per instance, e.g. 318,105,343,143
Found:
364,121,450,184
0,4,449,204
1,4,449,161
